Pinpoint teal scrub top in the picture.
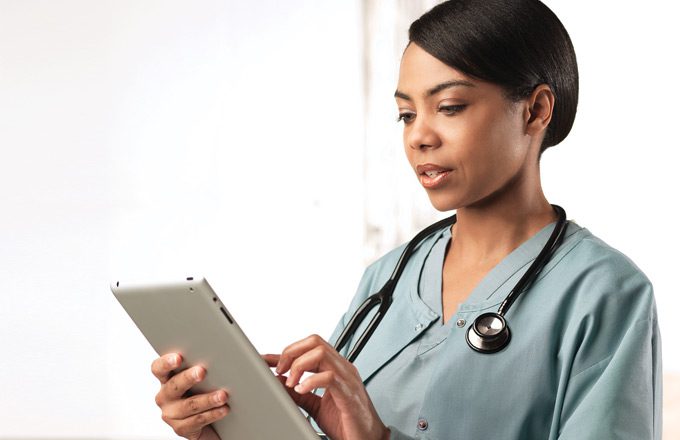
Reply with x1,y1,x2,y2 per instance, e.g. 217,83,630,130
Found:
326,221,662,439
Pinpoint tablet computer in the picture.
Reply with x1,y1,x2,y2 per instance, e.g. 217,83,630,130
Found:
111,277,322,440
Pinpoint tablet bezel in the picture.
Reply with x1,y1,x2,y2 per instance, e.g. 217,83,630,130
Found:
111,277,321,440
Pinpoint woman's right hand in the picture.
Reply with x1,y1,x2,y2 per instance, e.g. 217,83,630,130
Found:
151,353,229,440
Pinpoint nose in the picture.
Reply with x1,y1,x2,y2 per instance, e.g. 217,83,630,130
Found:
406,116,441,150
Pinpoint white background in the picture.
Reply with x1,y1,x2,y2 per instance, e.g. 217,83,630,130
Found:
0,1,678,438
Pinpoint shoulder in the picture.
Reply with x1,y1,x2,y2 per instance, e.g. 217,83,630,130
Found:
558,225,656,322
569,227,650,283
550,224,659,377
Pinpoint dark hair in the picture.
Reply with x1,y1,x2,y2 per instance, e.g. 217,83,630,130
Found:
409,0,579,151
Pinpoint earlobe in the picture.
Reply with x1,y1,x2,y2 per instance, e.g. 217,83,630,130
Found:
525,85,555,136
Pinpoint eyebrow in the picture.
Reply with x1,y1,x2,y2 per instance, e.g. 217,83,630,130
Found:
394,79,475,100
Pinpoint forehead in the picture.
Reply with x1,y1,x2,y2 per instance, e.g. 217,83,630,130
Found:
394,43,506,100
397,43,470,91
394,43,506,101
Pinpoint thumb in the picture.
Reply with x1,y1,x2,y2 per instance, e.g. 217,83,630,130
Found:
262,353,280,367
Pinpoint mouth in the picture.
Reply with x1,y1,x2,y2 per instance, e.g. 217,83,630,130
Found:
422,170,449,178
419,170,452,188
416,164,454,189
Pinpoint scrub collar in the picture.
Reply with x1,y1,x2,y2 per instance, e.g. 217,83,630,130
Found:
413,220,584,317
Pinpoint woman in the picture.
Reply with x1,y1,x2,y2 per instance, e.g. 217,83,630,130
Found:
151,0,662,438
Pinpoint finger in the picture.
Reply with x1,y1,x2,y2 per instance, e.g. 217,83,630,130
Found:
170,405,230,438
277,334,328,374
262,353,280,367
158,366,205,404
294,370,337,395
285,345,327,388
163,389,229,419
286,344,351,389
293,369,363,416
151,353,182,384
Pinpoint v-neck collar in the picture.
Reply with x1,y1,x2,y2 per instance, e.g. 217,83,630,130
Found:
353,219,584,383
416,220,584,316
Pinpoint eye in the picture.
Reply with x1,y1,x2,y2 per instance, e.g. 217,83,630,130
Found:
397,111,416,124
438,104,467,115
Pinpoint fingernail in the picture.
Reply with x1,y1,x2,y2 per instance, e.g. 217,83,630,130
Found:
294,384,304,393
169,355,179,367
193,367,202,380
213,391,225,404
285,377,293,387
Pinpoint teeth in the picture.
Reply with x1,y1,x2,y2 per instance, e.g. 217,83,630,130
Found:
425,171,443,178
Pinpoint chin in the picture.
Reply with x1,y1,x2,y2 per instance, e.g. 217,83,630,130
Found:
426,192,461,213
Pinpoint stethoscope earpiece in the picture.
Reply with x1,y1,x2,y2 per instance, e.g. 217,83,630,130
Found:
465,312,511,354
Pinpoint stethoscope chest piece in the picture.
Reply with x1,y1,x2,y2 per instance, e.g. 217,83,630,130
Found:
335,205,567,359
465,312,511,354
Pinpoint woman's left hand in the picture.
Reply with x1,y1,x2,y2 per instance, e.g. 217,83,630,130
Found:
263,335,390,440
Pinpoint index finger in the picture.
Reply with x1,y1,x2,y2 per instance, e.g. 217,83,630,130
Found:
151,353,182,384
277,334,330,374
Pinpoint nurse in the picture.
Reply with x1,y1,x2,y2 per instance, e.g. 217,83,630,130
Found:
150,0,662,439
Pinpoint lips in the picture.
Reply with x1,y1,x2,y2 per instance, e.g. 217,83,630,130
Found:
416,163,454,175
416,163,454,189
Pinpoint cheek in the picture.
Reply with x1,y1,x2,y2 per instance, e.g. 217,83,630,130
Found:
456,109,527,184
479,106,525,156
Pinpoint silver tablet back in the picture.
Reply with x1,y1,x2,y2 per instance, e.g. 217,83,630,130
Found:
111,277,321,440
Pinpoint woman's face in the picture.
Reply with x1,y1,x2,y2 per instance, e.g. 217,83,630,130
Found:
396,43,535,212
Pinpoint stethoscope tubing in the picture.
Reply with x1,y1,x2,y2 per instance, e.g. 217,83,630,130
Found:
335,205,568,360
333,214,456,362
497,205,567,316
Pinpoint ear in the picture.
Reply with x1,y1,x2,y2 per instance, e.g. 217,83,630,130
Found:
524,84,555,137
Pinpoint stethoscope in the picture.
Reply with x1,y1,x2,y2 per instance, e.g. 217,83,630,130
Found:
334,205,568,360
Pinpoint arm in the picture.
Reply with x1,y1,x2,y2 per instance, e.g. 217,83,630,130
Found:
556,278,662,439
557,318,662,439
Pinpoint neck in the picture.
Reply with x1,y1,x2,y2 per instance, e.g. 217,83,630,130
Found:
450,166,557,265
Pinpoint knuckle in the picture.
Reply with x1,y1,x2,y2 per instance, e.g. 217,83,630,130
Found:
172,420,191,437
290,357,306,373
210,406,227,421
194,412,206,426
154,392,164,408
173,425,186,437
349,363,360,376
288,363,299,378
312,345,328,360
161,412,171,425
169,375,183,393
185,396,200,413
310,334,323,344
